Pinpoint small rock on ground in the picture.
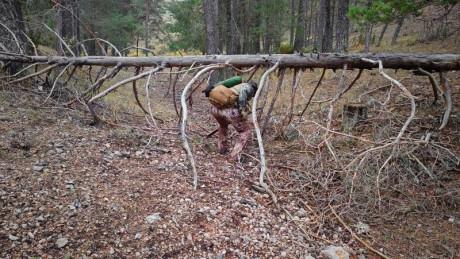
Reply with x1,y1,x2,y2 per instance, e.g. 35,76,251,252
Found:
321,245,349,259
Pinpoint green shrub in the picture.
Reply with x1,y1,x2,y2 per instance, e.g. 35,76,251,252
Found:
276,43,294,54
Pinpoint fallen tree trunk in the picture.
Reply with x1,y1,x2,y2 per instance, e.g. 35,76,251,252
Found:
1,52,459,71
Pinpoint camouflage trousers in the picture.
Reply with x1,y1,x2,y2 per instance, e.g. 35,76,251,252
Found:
211,106,252,160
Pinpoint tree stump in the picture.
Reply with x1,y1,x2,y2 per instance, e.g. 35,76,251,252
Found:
341,103,367,132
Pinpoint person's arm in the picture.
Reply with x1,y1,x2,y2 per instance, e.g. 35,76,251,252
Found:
237,84,256,111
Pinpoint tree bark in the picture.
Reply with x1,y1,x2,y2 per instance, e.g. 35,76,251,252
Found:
252,0,261,54
226,0,237,54
290,0,296,46
364,24,372,53
144,0,151,56
391,17,404,45
294,0,308,52
264,13,271,53
316,0,326,52
335,0,349,53
54,0,78,56
376,23,388,47
203,0,220,84
2,52,458,71
323,0,333,52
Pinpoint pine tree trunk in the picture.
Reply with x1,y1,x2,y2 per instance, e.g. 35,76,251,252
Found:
264,15,271,53
364,23,372,53
391,17,404,45
242,1,248,53
335,0,349,53
317,0,327,52
364,0,372,53
144,0,150,56
290,0,296,46
252,0,261,54
294,0,308,52
376,23,388,47
331,0,336,47
204,0,220,84
307,0,314,48
323,0,333,52
54,0,78,56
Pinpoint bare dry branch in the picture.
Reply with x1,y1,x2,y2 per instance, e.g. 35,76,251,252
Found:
88,66,164,120
1,64,59,86
417,67,443,104
81,63,123,98
50,0,106,55
181,64,228,189
299,68,326,120
439,73,452,130
145,71,158,127
252,61,280,206
283,68,301,127
21,31,38,56
324,64,348,165
43,62,73,104
262,68,285,134
0,22,24,54
79,38,122,57
42,22,75,57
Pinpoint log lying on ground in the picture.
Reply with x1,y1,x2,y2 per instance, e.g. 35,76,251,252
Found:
1,52,459,71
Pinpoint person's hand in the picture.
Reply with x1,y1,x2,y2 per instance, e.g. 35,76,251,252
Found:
203,85,214,97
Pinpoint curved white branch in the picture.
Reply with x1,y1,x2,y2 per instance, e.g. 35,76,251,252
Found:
180,64,227,189
88,66,163,104
439,74,451,130
0,22,24,54
251,61,280,205
22,31,38,56
42,22,75,57
79,38,122,57
145,71,158,127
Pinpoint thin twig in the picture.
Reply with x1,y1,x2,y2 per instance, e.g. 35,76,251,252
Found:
342,69,363,94
299,68,326,120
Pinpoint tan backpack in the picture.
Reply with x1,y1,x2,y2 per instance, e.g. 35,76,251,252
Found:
208,85,239,109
